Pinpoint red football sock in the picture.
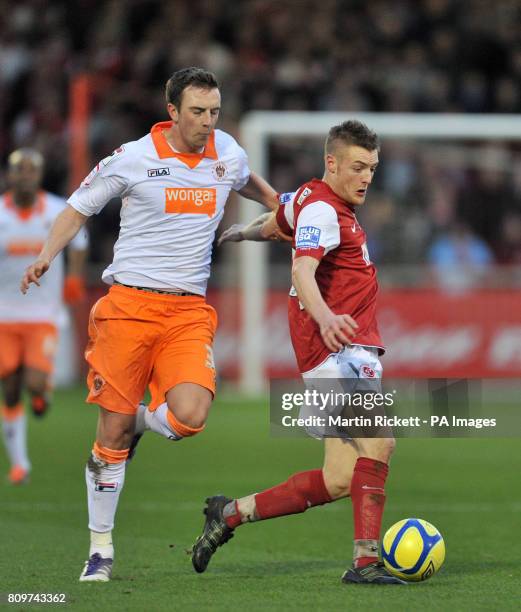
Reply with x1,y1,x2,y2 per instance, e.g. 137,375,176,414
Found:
350,457,388,568
230,469,332,525
31,394,49,417
255,469,332,518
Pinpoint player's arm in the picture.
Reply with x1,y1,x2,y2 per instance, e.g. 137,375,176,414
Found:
218,212,291,245
21,146,129,294
238,171,279,211
21,205,88,293
63,244,88,304
292,256,358,352
67,246,87,277
218,212,272,245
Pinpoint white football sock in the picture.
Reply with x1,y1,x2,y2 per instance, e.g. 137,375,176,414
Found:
134,401,147,435
89,530,114,559
2,410,30,471
144,402,182,440
85,452,126,557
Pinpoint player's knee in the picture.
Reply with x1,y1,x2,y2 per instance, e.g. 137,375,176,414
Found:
26,382,47,397
24,369,48,396
3,390,21,407
379,436,396,461
169,409,206,433
358,436,395,463
167,398,211,432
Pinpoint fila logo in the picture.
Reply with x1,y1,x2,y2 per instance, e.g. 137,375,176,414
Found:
148,167,171,177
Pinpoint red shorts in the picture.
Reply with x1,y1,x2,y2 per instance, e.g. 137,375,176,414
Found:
85,285,217,415
0,322,57,378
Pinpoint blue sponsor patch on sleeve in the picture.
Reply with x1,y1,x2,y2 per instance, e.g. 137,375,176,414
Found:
296,225,321,249
279,191,295,204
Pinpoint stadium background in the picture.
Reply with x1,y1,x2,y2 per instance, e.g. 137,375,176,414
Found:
1,0,521,384
1,1,520,609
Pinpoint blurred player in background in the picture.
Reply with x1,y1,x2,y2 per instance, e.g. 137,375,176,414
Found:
21,67,279,582
0,148,87,484
192,121,404,585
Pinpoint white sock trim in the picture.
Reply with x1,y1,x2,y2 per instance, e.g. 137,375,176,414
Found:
143,402,182,441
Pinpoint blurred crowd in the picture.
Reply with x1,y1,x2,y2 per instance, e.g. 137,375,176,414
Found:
1,0,520,278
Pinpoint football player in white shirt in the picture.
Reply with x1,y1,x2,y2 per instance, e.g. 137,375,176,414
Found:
0,148,87,485
21,67,279,582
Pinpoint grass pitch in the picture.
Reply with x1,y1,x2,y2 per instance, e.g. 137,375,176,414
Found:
1,385,520,611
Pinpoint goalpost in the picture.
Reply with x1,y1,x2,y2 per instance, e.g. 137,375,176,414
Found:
238,112,521,395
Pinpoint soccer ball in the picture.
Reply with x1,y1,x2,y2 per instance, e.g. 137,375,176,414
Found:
382,518,445,582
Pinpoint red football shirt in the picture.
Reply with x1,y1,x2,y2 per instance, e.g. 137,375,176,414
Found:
287,178,384,373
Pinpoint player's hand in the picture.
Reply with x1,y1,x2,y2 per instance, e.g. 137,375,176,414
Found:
318,312,358,352
217,224,245,246
261,225,292,242
20,258,50,294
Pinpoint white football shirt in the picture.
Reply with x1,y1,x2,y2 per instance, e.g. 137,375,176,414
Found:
0,191,88,323
68,122,251,295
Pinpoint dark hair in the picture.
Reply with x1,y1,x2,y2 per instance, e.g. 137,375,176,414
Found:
325,120,379,154
165,67,219,109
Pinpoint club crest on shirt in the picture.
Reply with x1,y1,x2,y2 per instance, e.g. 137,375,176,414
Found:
212,161,227,181
296,226,321,249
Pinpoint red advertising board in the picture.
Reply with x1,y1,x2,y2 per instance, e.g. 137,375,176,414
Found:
377,290,521,378
79,288,521,380
208,289,521,379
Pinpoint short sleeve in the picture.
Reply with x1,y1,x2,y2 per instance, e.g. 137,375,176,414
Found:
232,145,251,191
67,146,130,216
275,192,295,234
294,200,340,260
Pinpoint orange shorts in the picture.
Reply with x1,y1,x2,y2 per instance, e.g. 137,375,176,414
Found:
85,285,218,415
0,322,58,378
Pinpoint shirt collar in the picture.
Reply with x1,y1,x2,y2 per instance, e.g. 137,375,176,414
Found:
4,190,46,221
150,121,217,169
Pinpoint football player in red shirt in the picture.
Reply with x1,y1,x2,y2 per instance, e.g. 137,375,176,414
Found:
192,121,404,585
